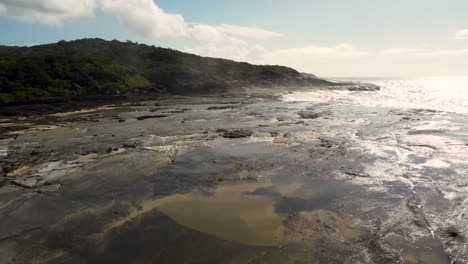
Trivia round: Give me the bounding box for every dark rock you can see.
[408,129,445,135]
[167,110,185,113]
[76,150,97,155]
[0,176,7,186]
[136,115,168,120]
[447,226,464,240]
[344,171,370,178]
[208,176,224,186]
[106,147,113,154]
[11,177,42,189]
[298,111,321,119]
[217,129,253,138]
[122,143,138,149]
[346,83,381,91]
[207,106,236,110]
[270,132,280,137]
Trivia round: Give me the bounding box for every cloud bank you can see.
[454,29,468,40]
[100,0,187,38]
[0,0,96,25]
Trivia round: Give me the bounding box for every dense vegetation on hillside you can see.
[0,38,328,102]
[0,56,149,102]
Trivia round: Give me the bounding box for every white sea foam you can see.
[0,146,7,157]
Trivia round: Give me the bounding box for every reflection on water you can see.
[108,183,285,246]
[283,77,468,114]
[288,209,367,244]
[156,183,285,246]
[386,235,451,264]
[105,178,365,249]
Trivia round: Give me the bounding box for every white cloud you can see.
[428,49,468,56]
[0,0,282,41]
[380,47,468,57]
[265,43,368,59]
[0,0,96,25]
[184,24,267,62]
[454,29,468,40]
[99,0,188,38]
[185,40,266,63]
[99,1,282,41]
[188,24,226,42]
[97,1,281,62]
[381,48,425,55]
[258,43,370,76]
[215,24,283,39]
[0,0,283,62]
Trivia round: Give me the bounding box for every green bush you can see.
[0,55,150,102]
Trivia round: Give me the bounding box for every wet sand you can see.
[0,90,466,263]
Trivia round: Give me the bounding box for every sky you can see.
[0,0,467,77]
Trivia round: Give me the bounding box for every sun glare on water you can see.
[283,77,468,114]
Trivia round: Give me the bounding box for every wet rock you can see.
[2,163,21,176]
[446,227,464,241]
[247,112,262,117]
[207,105,236,110]
[11,176,45,189]
[0,176,7,186]
[36,183,61,193]
[346,83,381,91]
[136,115,168,120]
[270,132,280,137]
[75,150,97,156]
[122,143,138,149]
[167,110,185,114]
[29,150,40,156]
[408,129,445,135]
[208,176,224,186]
[217,129,253,138]
[298,111,321,119]
[344,171,370,178]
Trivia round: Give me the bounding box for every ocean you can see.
[283,77,468,114]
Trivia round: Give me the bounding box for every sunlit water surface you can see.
[283,77,468,114]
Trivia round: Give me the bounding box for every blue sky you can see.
[1,0,467,77]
